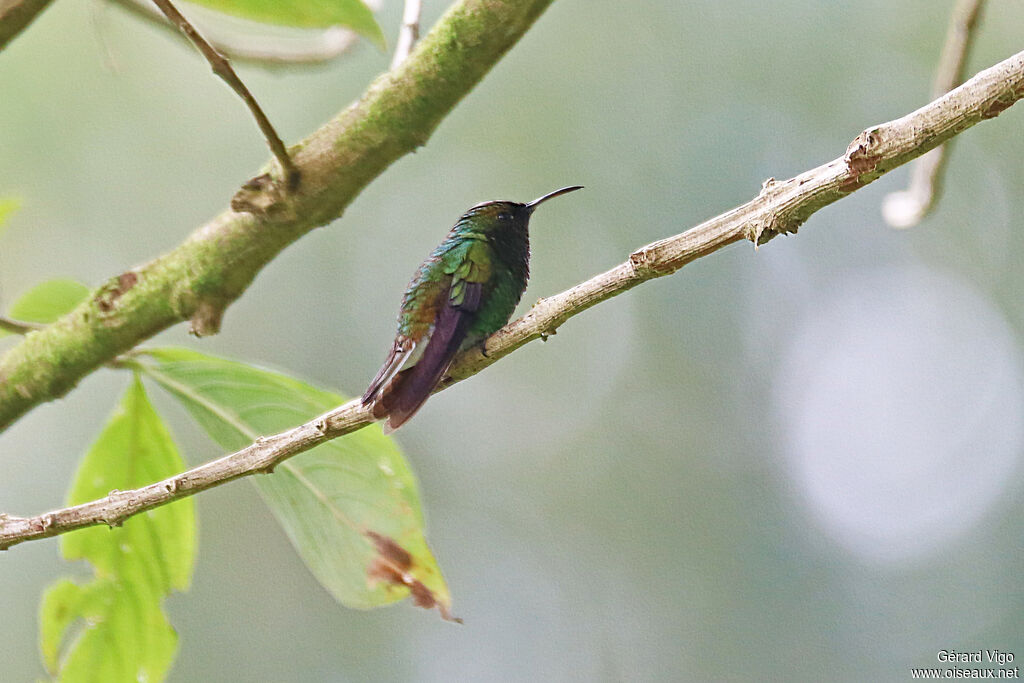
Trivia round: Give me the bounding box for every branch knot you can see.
[231,174,294,216]
[842,127,885,192]
[628,248,660,278]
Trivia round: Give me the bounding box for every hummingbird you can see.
[362,185,584,432]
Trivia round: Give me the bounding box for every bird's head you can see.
[455,186,583,236]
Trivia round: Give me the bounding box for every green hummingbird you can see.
[362,185,584,432]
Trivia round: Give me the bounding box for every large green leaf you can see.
[0,279,89,338]
[40,377,196,682]
[181,0,385,48]
[136,347,453,618]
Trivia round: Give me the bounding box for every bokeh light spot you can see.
[775,265,1024,563]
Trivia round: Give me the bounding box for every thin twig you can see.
[0,316,43,335]
[2,48,1024,551]
[111,0,362,66]
[149,0,301,189]
[882,0,986,228]
[0,0,54,51]
[0,311,140,363]
[0,313,139,366]
[391,0,422,69]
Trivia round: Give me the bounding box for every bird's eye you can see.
[497,212,512,221]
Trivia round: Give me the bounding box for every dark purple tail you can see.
[372,302,472,431]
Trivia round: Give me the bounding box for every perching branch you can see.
[2,48,1023,551]
[149,0,300,188]
[882,0,986,228]
[391,0,422,69]
[0,0,558,432]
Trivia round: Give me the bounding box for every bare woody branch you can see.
[2,48,1023,552]
[149,0,301,188]
[0,0,558,432]
[882,0,986,228]
[391,0,422,69]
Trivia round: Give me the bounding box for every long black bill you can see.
[525,185,584,212]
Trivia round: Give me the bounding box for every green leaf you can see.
[9,279,89,323]
[181,0,385,49]
[0,279,89,339]
[136,347,453,618]
[39,378,196,682]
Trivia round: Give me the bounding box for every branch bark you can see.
[0,0,557,432]
[3,48,1023,551]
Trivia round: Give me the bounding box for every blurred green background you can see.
[2,0,1023,680]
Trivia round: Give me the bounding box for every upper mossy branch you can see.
[0,0,557,432]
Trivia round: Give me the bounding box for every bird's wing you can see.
[372,240,491,432]
[361,273,446,406]
[446,239,491,312]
